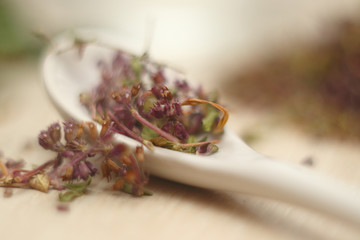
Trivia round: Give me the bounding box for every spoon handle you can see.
[200,155,360,226]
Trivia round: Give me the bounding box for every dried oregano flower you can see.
[80,47,229,155]
[0,120,150,201]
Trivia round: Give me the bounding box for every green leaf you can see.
[64,176,91,192]
[187,135,197,143]
[59,191,84,202]
[143,95,157,112]
[173,144,197,154]
[150,137,174,148]
[143,189,154,196]
[200,143,219,155]
[141,126,159,140]
[198,136,208,142]
[121,182,153,196]
[58,176,92,202]
[121,182,133,195]
[202,107,219,132]
[151,136,198,153]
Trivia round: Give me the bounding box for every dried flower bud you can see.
[62,150,75,158]
[135,146,144,162]
[108,144,126,158]
[131,83,141,97]
[48,122,61,143]
[121,155,132,165]
[111,91,121,102]
[100,120,111,137]
[63,166,74,180]
[76,123,84,139]
[172,102,182,116]
[174,122,188,140]
[38,130,54,150]
[175,79,190,92]
[161,122,172,133]
[64,120,77,142]
[72,164,80,180]
[29,174,50,193]
[85,161,97,176]
[152,71,165,84]
[79,161,91,180]
[106,159,121,172]
[101,161,110,180]
[196,143,219,155]
[151,85,172,100]
[150,101,167,118]
[86,122,98,140]
[161,88,173,100]
[151,85,162,99]
[125,170,136,183]
[112,178,124,191]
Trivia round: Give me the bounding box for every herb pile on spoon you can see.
[80,48,228,155]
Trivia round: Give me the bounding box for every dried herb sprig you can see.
[80,47,229,154]
[0,120,150,201]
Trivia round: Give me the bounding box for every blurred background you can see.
[1,0,360,151]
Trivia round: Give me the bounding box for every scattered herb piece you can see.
[59,189,84,202]
[3,188,12,198]
[0,120,149,202]
[59,176,91,202]
[56,204,70,212]
[29,174,50,193]
[301,157,315,167]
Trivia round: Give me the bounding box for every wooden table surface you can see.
[1,59,360,240]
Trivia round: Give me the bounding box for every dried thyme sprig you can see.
[79,46,229,154]
[0,120,150,200]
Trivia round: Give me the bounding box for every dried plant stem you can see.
[108,112,145,144]
[0,182,31,189]
[181,98,229,134]
[15,159,55,182]
[57,152,87,176]
[130,108,180,143]
[176,139,220,148]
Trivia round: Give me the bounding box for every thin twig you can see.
[130,108,180,143]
